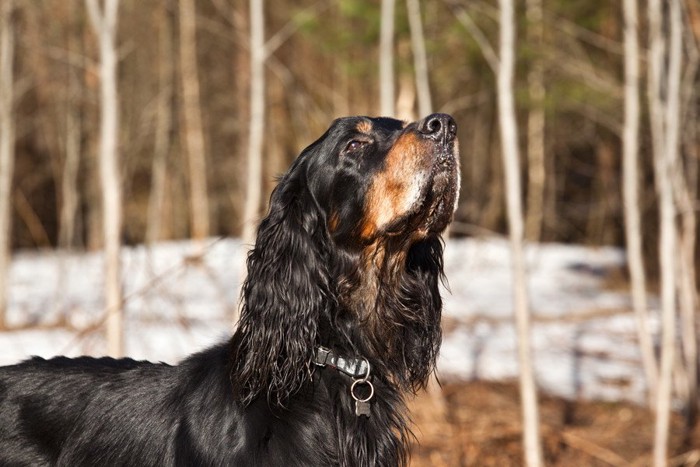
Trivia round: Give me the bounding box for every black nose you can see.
[418,113,457,143]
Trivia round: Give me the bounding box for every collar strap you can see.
[313,346,370,379]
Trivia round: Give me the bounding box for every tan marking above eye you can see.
[356,120,373,134]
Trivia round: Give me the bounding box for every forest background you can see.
[3,0,696,252]
[0,0,699,465]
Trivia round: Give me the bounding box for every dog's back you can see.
[0,345,234,466]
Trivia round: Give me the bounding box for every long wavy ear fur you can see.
[232,166,330,407]
[402,235,444,387]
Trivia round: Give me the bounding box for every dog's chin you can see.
[409,152,458,235]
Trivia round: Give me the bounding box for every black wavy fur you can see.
[0,114,459,466]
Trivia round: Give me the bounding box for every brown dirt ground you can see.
[408,380,700,466]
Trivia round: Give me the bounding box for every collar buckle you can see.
[312,346,370,379]
[314,346,332,367]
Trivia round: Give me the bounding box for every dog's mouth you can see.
[380,139,460,238]
[414,140,460,234]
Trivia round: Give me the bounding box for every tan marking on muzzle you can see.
[361,132,429,239]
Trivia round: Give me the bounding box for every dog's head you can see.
[233,114,460,406]
[292,113,459,247]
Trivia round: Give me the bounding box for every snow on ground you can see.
[0,237,654,405]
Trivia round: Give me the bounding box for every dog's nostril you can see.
[419,113,457,142]
[427,117,442,134]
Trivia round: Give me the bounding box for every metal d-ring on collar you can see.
[313,347,375,418]
[350,358,374,417]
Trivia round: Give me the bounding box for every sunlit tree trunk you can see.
[379,0,395,116]
[0,0,14,329]
[179,0,210,243]
[241,0,265,249]
[454,3,543,463]
[86,0,123,357]
[622,0,657,409]
[648,0,683,464]
[406,0,431,118]
[498,0,543,464]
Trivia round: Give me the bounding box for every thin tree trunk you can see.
[0,0,14,329]
[86,0,123,358]
[147,1,174,245]
[59,5,83,251]
[406,0,432,118]
[677,72,698,425]
[179,0,210,243]
[241,0,264,249]
[59,94,81,250]
[498,0,543,464]
[525,0,545,242]
[379,0,396,116]
[677,21,700,427]
[622,0,657,409]
[649,0,683,464]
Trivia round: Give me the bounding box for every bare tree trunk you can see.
[147,1,174,245]
[524,0,545,242]
[498,0,543,464]
[677,65,699,426]
[648,0,683,464]
[406,0,432,117]
[179,0,210,243]
[0,0,14,329]
[622,0,657,409]
[59,87,81,250]
[58,3,83,249]
[677,16,700,427]
[241,0,265,249]
[86,0,123,358]
[379,0,396,116]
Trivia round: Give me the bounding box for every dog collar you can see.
[313,346,374,417]
[312,346,369,379]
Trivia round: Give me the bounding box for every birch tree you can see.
[86,0,123,357]
[453,3,543,463]
[179,0,210,242]
[241,0,265,248]
[497,0,543,463]
[406,0,432,117]
[622,0,657,408]
[379,0,396,116]
[0,0,14,329]
[647,0,683,464]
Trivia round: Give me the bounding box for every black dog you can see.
[0,114,459,466]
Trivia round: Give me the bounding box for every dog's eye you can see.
[345,140,367,154]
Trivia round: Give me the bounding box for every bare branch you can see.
[406,0,432,117]
[264,1,330,59]
[450,4,499,74]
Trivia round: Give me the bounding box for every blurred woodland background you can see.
[0,0,695,252]
[0,0,700,465]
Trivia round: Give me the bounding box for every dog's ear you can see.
[232,161,330,407]
[400,236,445,389]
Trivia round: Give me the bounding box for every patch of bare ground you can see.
[409,380,700,466]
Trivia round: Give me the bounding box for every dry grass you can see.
[409,380,700,466]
